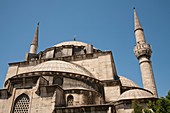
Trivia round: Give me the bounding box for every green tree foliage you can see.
[166,91,170,100]
[143,109,152,113]
[146,90,170,113]
[132,100,143,113]
[132,90,170,113]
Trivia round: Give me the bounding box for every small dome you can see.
[33,60,93,77]
[119,76,139,87]
[118,89,154,101]
[54,41,88,47]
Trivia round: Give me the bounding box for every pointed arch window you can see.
[87,92,94,104]
[67,95,74,106]
[12,94,30,113]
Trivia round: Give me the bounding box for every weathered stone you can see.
[0,9,157,113]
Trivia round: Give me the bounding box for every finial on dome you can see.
[74,35,76,41]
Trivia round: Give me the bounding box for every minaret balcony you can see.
[134,43,152,59]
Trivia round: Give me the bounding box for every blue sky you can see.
[0,0,170,97]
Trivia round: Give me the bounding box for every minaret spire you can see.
[134,8,143,31]
[133,9,158,97]
[134,8,146,43]
[29,22,39,54]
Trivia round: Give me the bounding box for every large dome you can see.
[54,41,88,47]
[33,60,93,77]
[119,76,139,88]
[118,89,154,101]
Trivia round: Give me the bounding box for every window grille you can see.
[87,95,93,104]
[87,92,94,104]
[13,94,30,113]
[67,95,73,106]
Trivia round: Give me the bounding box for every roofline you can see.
[8,51,113,66]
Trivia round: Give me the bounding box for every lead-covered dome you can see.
[54,41,88,47]
[118,89,154,101]
[33,60,93,77]
[119,76,139,88]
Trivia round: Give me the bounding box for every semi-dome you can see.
[33,60,93,77]
[119,76,139,88]
[118,89,154,101]
[54,41,88,47]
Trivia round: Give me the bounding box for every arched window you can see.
[12,94,30,113]
[67,95,74,106]
[87,92,94,105]
[53,77,63,86]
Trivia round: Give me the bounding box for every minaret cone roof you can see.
[31,22,39,45]
[134,8,143,31]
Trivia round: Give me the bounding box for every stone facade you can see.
[0,9,157,113]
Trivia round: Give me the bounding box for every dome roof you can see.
[118,89,154,101]
[119,76,139,87]
[64,87,95,91]
[33,60,93,77]
[54,41,88,47]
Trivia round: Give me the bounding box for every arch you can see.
[67,95,74,106]
[12,93,30,113]
[53,77,63,86]
[87,92,94,105]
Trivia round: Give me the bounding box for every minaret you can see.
[133,8,158,97]
[29,22,39,54]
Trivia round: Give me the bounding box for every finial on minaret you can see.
[29,22,39,54]
[74,35,76,41]
[37,21,40,26]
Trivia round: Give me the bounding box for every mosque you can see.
[0,9,157,113]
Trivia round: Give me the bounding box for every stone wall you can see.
[104,85,121,102]
[72,53,116,81]
[0,84,65,113]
